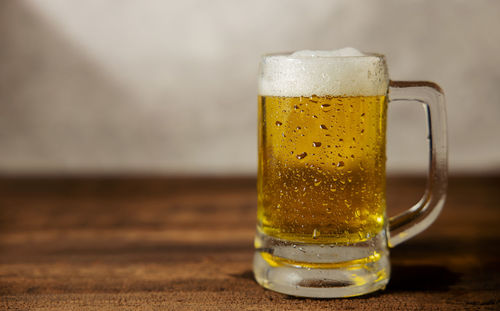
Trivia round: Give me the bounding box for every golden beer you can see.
[257,94,387,244]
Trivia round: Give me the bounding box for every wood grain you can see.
[0,176,498,310]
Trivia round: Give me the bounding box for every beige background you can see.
[1,0,499,175]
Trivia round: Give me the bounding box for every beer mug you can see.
[253,48,447,298]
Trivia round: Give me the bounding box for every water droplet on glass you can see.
[275,121,282,126]
[337,161,345,167]
[312,142,322,147]
[321,104,331,108]
[314,180,322,186]
[296,152,307,160]
[320,124,328,130]
[345,200,352,208]
[312,228,320,239]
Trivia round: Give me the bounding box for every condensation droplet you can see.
[296,152,307,160]
[321,104,331,108]
[312,228,320,239]
[275,121,282,126]
[320,124,328,130]
[337,161,345,167]
[312,142,322,147]
[345,200,352,208]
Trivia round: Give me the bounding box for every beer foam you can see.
[259,48,389,97]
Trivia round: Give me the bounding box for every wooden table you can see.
[0,176,498,310]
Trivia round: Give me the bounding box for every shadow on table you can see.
[387,264,461,292]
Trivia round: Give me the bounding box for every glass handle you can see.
[387,81,448,247]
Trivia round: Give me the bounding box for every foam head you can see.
[259,48,389,97]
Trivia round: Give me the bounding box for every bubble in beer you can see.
[296,152,307,160]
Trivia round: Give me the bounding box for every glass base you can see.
[253,229,390,298]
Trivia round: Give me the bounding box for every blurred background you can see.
[1,0,499,176]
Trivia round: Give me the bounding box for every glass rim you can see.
[261,51,386,61]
